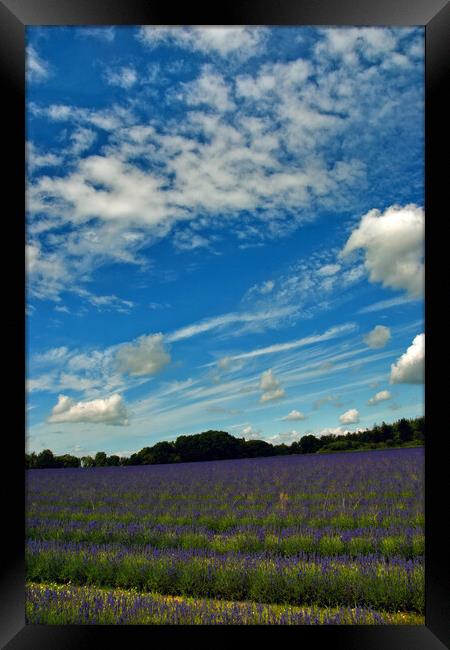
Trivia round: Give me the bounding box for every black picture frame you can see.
[2,1,448,647]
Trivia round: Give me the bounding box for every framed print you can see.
[1,0,449,647]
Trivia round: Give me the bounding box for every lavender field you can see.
[25,447,424,625]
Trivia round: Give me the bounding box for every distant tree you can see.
[396,418,414,443]
[35,449,56,469]
[412,416,425,442]
[94,452,108,467]
[151,441,176,464]
[25,452,38,469]
[56,454,80,468]
[134,447,155,465]
[273,444,290,456]
[299,434,322,454]
[242,439,273,457]
[380,422,393,442]
[24,416,424,469]
[127,453,142,466]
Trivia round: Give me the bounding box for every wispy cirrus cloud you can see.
[166,306,298,343]
[27,44,51,82]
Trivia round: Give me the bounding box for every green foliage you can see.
[26,417,424,468]
[94,452,108,467]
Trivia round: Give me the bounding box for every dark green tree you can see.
[151,441,176,464]
[299,434,322,454]
[56,454,80,468]
[396,418,414,443]
[36,449,56,469]
[242,439,273,457]
[94,452,108,467]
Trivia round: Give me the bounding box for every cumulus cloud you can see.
[48,393,129,425]
[137,26,266,58]
[27,29,423,305]
[339,408,360,424]
[341,204,424,297]
[33,347,70,364]
[105,66,138,89]
[363,325,391,349]
[241,425,261,440]
[26,142,61,173]
[281,409,306,421]
[390,333,424,384]
[116,333,171,377]
[368,389,392,405]
[268,430,302,445]
[26,373,57,393]
[70,128,97,156]
[259,369,285,403]
[182,66,235,112]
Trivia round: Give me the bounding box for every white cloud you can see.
[70,128,97,156]
[390,333,424,384]
[33,347,70,364]
[339,408,360,424]
[173,230,211,251]
[316,27,397,66]
[212,323,357,364]
[281,409,306,421]
[363,325,391,349]
[315,426,346,436]
[341,204,424,297]
[48,393,129,425]
[26,142,61,173]
[26,373,57,393]
[357,295,418,314]
[318,263,341,277]
[76,289,134,313]
[312,395,335,410]
[268,430,302,445]
[105,66,138,89]
[259,369,285,403]
[27,45,51,82]
[167,307,297,343]
[182,66,235,112]
[137,26,266,58]
[368,389,392,405]
[116,333,171,377]
[26,242,69,301]
[78,27,115,42]
[241,424,260,440]
[27,30,422,306]
[247,279,275,296]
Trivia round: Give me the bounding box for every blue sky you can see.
[25,26,425,457]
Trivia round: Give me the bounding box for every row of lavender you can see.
[26,448,425,621]
[26,583,422,625]
[26,519,424,558]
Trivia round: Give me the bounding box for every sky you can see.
[25,26,425,458]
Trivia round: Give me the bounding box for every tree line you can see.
[25,416,424,469]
